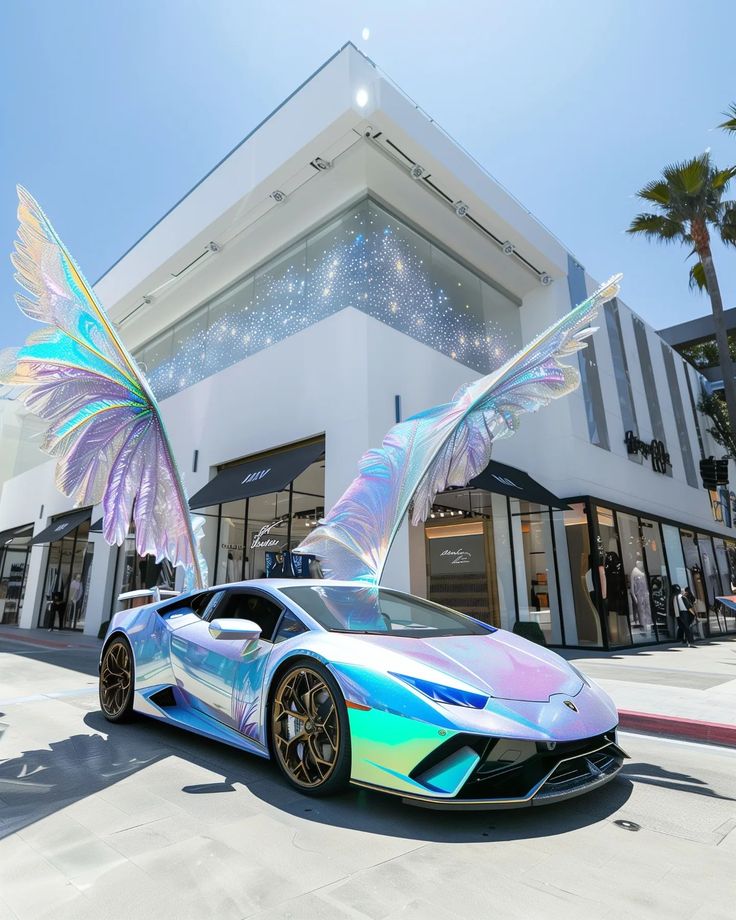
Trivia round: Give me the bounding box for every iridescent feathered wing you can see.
[0,187,207,589]
[296,275,621,583]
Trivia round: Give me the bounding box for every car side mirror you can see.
[208,618,262,642]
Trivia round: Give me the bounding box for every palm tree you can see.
[720,103,736,134]
[628,153,736,436]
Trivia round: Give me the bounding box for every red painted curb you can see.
[619,709,736,748]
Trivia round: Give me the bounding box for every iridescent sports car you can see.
[99,580,625,808]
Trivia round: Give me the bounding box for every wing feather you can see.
[2,187,206,589]
[296,275,620,583]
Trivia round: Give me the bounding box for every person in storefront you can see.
[673,585,696,647]
[48,589,65,631]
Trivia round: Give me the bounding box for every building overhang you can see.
[94,43,570,352]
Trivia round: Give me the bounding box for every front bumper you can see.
[352,730,626,810]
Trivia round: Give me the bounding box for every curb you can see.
[619,709,736,748]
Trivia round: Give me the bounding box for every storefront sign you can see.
[241,467,271,485]
[429,534,485,575]
[624,431,671,474]
[251,517,286,549]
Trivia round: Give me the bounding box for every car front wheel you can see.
[99,636,135,722]
[270,661,350,796]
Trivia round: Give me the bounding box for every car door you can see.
[169,588,284,746]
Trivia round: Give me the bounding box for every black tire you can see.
[99,635,135,723]
[270,660,351,796]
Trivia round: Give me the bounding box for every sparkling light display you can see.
[138,200,522,400]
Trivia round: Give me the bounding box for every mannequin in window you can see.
[68,574,83,629]
[604,545,626,616]
[584,554,607,609]
[630,558,652,631]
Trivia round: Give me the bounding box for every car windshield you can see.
[279,586,493,637]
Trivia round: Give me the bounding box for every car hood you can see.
[353,630,582,703]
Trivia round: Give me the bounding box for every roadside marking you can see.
[619,730,736,754]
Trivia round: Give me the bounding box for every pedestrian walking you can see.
[673,584,696,647]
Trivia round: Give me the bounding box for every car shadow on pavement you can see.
[622,761,735,801]
[3,708,728,845]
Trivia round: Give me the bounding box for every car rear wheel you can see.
[270,661,350,796]
[99,636,135,722]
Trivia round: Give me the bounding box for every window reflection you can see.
[563,502,604,647]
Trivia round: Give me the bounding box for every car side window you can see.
[214,591,283,642]
[273,609,309,644]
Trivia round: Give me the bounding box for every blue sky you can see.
[1,0,735,351]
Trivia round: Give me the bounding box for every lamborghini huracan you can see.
[99,580,625,808]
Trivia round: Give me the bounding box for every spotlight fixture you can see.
[363,124,378,138]
[410,164,427,181]
[207,241,221,253]
[540,273,553,286]
[270,189,287,203]
[453,200,469,219]
[142,295,153,305]
[502,241,515,256]
[310,157,332,172]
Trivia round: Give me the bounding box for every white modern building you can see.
[1,43,734,648]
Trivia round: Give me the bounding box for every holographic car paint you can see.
[102,579,621,806]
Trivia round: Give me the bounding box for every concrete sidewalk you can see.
[562,636,736,746]
[0,626,103,652]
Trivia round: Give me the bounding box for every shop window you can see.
[563,502,604,647]
[697,533,725,635]
[509,500,562,645]
[680,530,708,637]
[424,489,499,626]
[641,518,674,640]
[39,518,94,631]
[0,526,32,626]
[594,507,632,647]
[615,512,656,644]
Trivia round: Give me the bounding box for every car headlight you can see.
[567,663,590,687]
[390,672,489,709]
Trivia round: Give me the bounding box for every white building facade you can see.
[1,43,734,648]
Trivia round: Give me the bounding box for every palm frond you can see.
[720,201,736,247]
[627,212,687,243]
[662,154,710,198]
[688,260,707,292]
[719,103,736,134]
[636,180,670,206]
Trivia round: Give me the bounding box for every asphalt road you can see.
[0,636,735,920]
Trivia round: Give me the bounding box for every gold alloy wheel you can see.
[272,667,340,788]
[100,640,132,718]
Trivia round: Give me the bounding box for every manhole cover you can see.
[614,819,641,832]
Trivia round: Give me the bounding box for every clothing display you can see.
[629,561,652,631]
[604,551,626,615]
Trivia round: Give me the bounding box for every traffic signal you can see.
[715,457,729,486]
[700,457,717,490]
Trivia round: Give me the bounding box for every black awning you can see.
[30,508,92,545]
[468,460,570,510]
[90,517,103,533]
[0,523,34,547]
[189,441,325,510]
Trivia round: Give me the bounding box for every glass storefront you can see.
[0,524,33,626]
[424,487,736,649]
[38,515,94,631]
[203,448,325,588]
